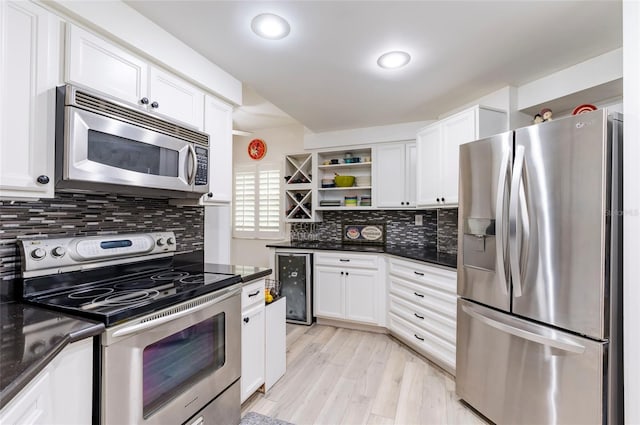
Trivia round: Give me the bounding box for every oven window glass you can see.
[142,313,225,418]
[87,130,179,177]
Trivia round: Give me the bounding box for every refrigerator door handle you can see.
[461,303,586,354]
[509,145,525,297]
[495,150,510,295]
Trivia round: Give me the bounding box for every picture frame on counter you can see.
[342,223,386,245]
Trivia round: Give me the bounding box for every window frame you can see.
[232,162,284,240]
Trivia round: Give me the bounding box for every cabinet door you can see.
[148,66,204,130]
[374,143,407,208]
[344,268,379,324]
[314,266,345,319]
[0,1,59,199]
[203,95,232,203]
[241,305,265,403]
[0,371,52,425]
[405,143,417,207]
[416,125,442,206]
[66,24,148,107]
[440,109,476,205]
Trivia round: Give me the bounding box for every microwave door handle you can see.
[187,144,197,185]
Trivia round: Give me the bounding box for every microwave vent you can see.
[73,90,209,147]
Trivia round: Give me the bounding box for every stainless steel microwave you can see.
[55,85,209,199]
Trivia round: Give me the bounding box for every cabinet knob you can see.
[140,97,149,105]
[436,198,440,202]
[151,101,159,109]
[345,272,349,276]
[243,317,249,323]
[401,202,405,205]
[207,192,213,198]
[441,197,445,202]
[37,175,49,184]
[341,271,344,275]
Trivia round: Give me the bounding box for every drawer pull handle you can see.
[414,292,424,298]
[414,313,424,320]
[414,334,424,341]
[339,259,350,262]
[248,290,260,297]
[414,271,424,276]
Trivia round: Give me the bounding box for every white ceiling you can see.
[125,1,622,133]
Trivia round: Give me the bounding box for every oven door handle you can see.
[111,287,240,338]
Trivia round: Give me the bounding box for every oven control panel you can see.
[20,232,176,276]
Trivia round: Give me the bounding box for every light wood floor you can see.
[241,324,489,425]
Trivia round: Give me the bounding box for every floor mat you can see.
[240,412,295,425]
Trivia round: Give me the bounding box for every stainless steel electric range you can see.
[18,232,242,425]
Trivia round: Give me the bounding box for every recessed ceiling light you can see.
[377,51,411,69]
[251,13,290,40]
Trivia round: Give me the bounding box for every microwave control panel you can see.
[195,146,209,186]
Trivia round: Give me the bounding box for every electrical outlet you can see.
[415,214,423,226]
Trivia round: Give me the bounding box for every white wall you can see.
[231,124,305,267]
[623,2,639,424]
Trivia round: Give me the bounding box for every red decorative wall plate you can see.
[248,139,267,160]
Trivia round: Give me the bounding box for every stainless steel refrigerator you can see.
[456,109,623,424]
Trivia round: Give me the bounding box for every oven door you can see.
[64,106,197,193]
[102,289,241,425]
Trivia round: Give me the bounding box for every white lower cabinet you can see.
[241,279,265,403]
[264,296,286,391]
[314,252,383,326]
[387,257,457,374]
[0,338,93,424]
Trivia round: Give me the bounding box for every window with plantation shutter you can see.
[233,163,282,239]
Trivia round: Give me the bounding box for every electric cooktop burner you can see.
[21,262,242,326]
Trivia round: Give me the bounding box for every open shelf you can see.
[316,148,372,210]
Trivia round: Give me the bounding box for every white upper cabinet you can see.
[374,141,416,208]
[203,94,233,203]
[66,24,148,108]
[148,66,204,130]
[416,105,507,208]
[0,1,61,199]
[66,24,205,130]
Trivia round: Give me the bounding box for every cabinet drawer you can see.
[388,312,455,373]
[389,276,456,321]
[242,279,265,310]
[389,294,456,345]
[314,252,378,269]
[388,258,456,295]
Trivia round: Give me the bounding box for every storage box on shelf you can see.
[315,148,373,210]
[386,257,457,374]
[284,153,318,222]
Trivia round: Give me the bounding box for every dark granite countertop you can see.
[200,263,272,283]
[266,241,457,269]
[173,250,272,282]
[0,301,104,409]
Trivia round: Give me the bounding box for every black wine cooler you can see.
[275,252,313,325]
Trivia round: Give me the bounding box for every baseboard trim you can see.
[315,317,388,334]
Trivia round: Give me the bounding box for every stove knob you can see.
[157,238,166,246]
[51,246,66,257]
[31,248,46,260]
[166,237,175,246]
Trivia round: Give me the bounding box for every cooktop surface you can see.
[20,258,242,326]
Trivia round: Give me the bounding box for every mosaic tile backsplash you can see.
[291,208,458,254]
[0,193,204,286]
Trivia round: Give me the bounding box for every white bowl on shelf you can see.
[355,176,371,186]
